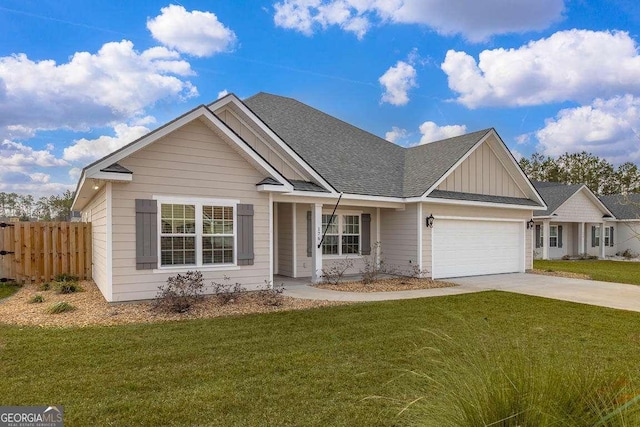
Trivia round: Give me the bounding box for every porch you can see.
[533,220,616,260]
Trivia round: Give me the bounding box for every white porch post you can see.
[599,222,606,259]
[375,207,381,269]
[292,203,297,278]
[311,203,323,283]
[578,222,585,255]
[542,219,550,260]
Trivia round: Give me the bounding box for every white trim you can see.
[425,196,545,210]
[417,203,423,275]
[257,184,290,193]
[71,175,86,210]
[152,266,241,274]
[273,197,278,276]
[319,211,362,256]
[209,95,337,194]
[523,221,527,270]
[86,171,132,182]
[292,203,297,278]
[154,196,239,270]
[375,207,381,269]
[549,225,559,247]
[105,182,113,302]
[435,215,525,222]
[269,193,274,288]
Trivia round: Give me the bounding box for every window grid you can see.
[321,214,360,256]
[160,204,197,266]
[604,226,611,247]
[321,214,339,255]
[342,215,360,254]
[549,225,558,248]
[594,225,600,247]
[203,206,234,265]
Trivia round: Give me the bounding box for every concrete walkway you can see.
[279,273,640,312]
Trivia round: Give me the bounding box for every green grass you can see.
[2,292,640,426]
[0,282,20,299]
[534,259,640,285]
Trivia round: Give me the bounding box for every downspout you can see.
[318,192,343,248]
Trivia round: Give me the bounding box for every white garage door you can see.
[432,219,524,279]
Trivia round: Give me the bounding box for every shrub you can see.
[212,277,245,305]
[321,259,354,285]
[256,281,285,307]
[562,254,572,260]
[54,281,82,294]
[622,249,638,259]
[360,242,395,284]
[46,301,76,314]
[29,294,45,303]
[154,271,204,313]
[39,283,51,291]
[54,273,79,282]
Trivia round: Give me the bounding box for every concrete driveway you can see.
[450,273,640,313]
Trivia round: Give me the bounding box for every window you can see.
[537,226,544,248]
[549,225,558,247]
[321,213,360,256]
[159,200,235,267]
[604,226,611,247]
[594,225,600,247]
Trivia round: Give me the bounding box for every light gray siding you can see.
[616,222,640,255]
[380,204,419,275]
[554,190,606,222]
[82,186,108,299]
[277,203,294,277]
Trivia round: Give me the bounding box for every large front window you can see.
[160,200,235,267]
[321,214,360,256]
[549,225,558,247]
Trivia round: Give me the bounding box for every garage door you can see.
[432,219,524,279]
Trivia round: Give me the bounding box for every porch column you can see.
[311,203,323,283]
[578,222,585,255]
[542,219,550,260]
[599,222,606,259]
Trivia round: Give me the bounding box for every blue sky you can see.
[1,0,640,197]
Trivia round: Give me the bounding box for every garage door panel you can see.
[433,219,523,278]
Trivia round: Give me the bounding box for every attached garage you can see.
[432,219,525,279]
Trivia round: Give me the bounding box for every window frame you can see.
[538,226,544,248]
[594,225,601,247]
[549,225,558,248]
[155,196,239,271]
[604,226,611,247]
[321,210,362,258]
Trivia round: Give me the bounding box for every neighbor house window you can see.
[594,225,600,247]
[604,226,611,247]
[549,225,558,248]
[160,200,235,267]
[538,226,544,248]
[321,213,360,256]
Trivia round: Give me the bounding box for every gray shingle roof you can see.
[290,180,330,192]
[256,177,282,186]
[531,181,584,217]
[243,93,503,199]
[429,190,540,206]
[600,194,640,220]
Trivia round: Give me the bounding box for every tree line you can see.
[0,190,75,221]
[518,151,640,196]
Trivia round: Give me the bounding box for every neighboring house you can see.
[71,92,546,302]
[532,181,640,259]
[600,194,640,256]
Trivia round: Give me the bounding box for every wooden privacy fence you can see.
[0,222,92,284]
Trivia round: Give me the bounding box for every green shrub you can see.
[397,330,640,427]
[46,301,76,314]
[39,283,51,291]
[53,281,82,294]
[54,273,79,282]
[28,294,44,304]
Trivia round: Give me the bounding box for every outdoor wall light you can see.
[527,219,535,229]
[426,214,435,228]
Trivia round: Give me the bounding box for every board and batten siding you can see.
[110,118,271,302]
[423,203,534,272]
[293,203,378,277]
[277,203,294,277]
[437,142,526,198]
[380,204,418,275]
[216,108,307,182]
[82,186,108,298]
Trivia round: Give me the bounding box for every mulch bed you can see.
[529,269,592,280]
[314,277,457,292]
[0,281,347,328]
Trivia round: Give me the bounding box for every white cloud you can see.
[0,40,196,133]
[442,29,640,108]
[418,121,467,144]
[69,167,82,180]
[0,139,67,167]
[535,95,640,164]
[515,134,531,145]
[217,89,229,99]
[273,0,564,41]
[510,149,524,161]
[379,60,416,106]
[384,126,408,143]
[63,123,151,163]
[147,5,237,57]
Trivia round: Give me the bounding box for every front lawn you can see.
[534,259,640,285]
[2,292,640,426]
[0,282,19,299]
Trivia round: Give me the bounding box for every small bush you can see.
[212,277,245,305]
[54,273,79,282]
[321,259,354,285]
[54,281,82,294]
[562,254,572,260]
[154,271,204,313]
[361,242,394,284]
[39,283,51,291]
[622,249,638,259]
[46,301,76,314]
[256,281,285,307]
[29,294,45,304]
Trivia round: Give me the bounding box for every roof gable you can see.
[533,181,613,219]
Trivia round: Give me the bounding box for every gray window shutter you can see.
[307,211,312,257]
[535,225,541,248]
[558,225,563,248]
[136,199,158,270]
[610,226,614,246]
[591,226,596,247]
[237,204,254,266]
[361,214,371,255]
